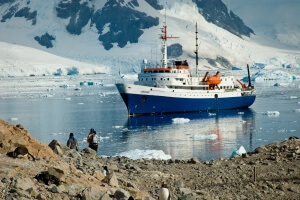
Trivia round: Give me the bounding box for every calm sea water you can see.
[0,75,299,161]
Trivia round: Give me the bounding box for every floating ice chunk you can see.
[208,113,216,116]
[230,146,246,158]
[294,109,300,113]
[99,136,110,141]
[63,98,71,101]
[80,81,88,86]
[77,103,84,105]
[262,111,280,116]
[60,84,76,88]
[193,134,218,140]
[117,149,171,160]
[172,118,190,124]
[290,96,298,99]
[113,126,123,129]
[47,88,54,91]
[10,118,18,121]
[238,112,244,115]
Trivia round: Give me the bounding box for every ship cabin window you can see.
[146,78,148,81]
[161,78,163,80]
[141,78,143,81]
[167,78,169,80]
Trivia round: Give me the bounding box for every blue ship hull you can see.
[120,93,256,116]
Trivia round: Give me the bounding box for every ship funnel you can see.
[247,64,252,88]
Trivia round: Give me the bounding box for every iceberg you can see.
[172,118,190,124]
[230,146,246,158]
[117,149,171,160]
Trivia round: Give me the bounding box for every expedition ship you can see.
[116,23,255,116]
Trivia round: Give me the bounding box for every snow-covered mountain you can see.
[0,0,299,76]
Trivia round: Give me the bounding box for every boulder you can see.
[103,172,119,187]
[81,147,97,155]
[48,140,64,155]
[82,186,104,200]
[15,177,37,191]
[0,119,57,160]
[48,167,66,182]
[114,189,130,200]
[188,157,200,164]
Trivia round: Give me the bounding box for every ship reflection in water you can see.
[122,109,255,161]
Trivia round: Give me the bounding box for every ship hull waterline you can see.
[117,89,256,116]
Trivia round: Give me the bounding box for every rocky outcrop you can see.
[34,33,55,48]
[193,0,254,37]
[1,119,300,199]
[0,119,57,160]
[56,0,159,50]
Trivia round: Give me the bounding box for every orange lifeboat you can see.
[207,71,221,85]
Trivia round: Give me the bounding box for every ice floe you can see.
[262,111,280,116]
[172,118,190,124]
[10,118,18,121]
[244,70,300,82]
[117,149,171,160]
[193,134,218,140]
[294,109,300,113]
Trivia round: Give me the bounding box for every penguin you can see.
[12,146,35,161]
[158,183,170,200]
[102,165,110,176]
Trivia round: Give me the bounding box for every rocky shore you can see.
[1,119,300,200]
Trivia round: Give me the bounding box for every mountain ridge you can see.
[0,0,299,75]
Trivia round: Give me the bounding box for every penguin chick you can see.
[158,184,170,200]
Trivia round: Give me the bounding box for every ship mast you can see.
[195,23,199,77]
[160,10,179,68]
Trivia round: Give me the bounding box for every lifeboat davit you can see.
[207,71,221,85]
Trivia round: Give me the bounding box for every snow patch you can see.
[117,149,172,160]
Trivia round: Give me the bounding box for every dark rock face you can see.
[0,0,14,6]
[1,4,19,22]
[34,33,55,48]
[56,0,93,35]
[0,2,37,25]
[91,0,159,50]
[206,56,232,69]
[145,0,163,10]
[167,43,183,58]
[55,0,159,50]
[193,0,254,37]
[14,7,37,25]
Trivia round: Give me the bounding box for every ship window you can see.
[167,78,169,80]
[141,78,143,81]
[146,78,148,81]
[161,78,163,80]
